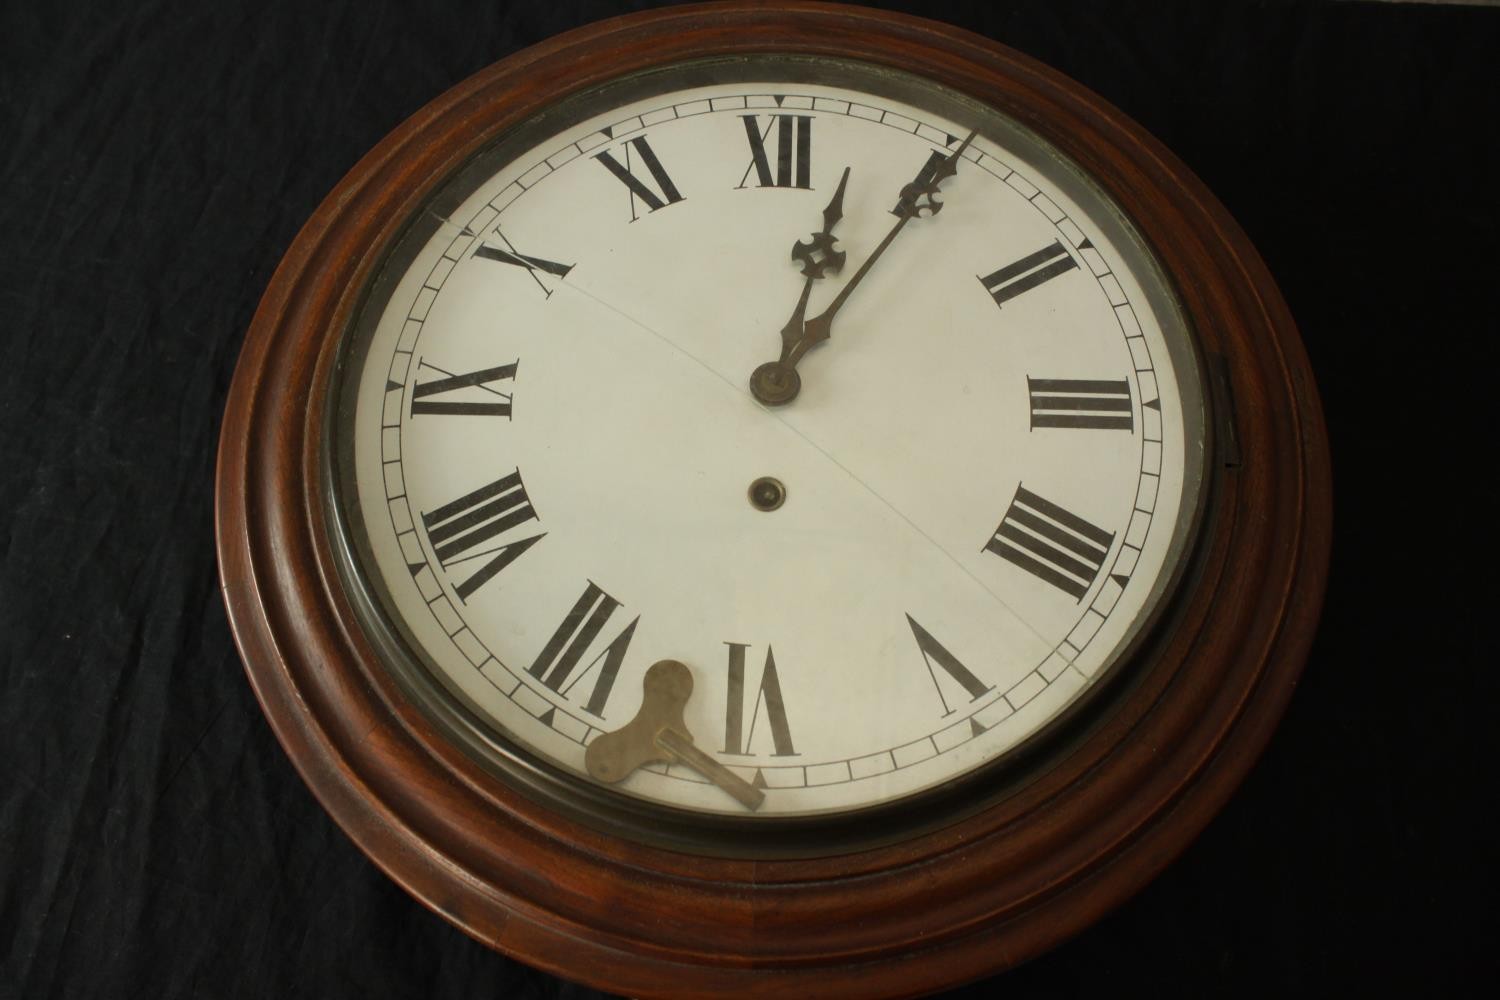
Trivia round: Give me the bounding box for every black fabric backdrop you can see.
[2,1,1492,996]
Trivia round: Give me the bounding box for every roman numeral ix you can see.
[985,485,1115,601]
[410,360,516,418]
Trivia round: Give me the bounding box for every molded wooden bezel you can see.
[215,4,1331,996]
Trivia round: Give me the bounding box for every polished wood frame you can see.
[216,4,1331,996]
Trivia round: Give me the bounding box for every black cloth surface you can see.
[2,1,1492,996]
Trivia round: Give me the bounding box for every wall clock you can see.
[216,3,1330,996]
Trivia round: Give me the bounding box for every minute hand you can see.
[796,130,975,350]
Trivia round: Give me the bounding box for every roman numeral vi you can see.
[529,581,637,717]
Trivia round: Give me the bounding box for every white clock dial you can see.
[337,60,1205,819]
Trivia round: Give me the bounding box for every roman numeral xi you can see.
[594,135,684,220]
[985,485,1115,601]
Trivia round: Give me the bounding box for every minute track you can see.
[360,76,1190,815]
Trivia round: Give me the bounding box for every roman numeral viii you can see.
[738,114,812,189]
[529,582,638,718]
[979,240,1078,308]
[410,360,516,418]
[594,136,684,220]
[421,470,543,601]
[1027,377,1133,431]
[985,485,1115,601]
[722,643,796,756]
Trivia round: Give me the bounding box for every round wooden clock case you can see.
[216,4,1330,996]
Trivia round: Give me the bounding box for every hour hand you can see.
[585,659,764,810]
[750,168,851,406]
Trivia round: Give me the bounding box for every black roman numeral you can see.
[985,486,1114,601]
[892,148,948,216]
[529,582,637,717]
[594,136,685,220]
[722,643,796,756]
[472,229,573,297]
[906,615,992,715]
[410,360,516,418]
[979,240,1079,308]
[1027,377,1133,431]
[422,470,543,601]
[738,114,812,189]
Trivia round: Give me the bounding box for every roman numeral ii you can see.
[979,240,1078,308]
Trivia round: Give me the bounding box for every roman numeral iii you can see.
[979,240,1078,308]
[422,470,543,601]
[529,581,638,717]
[985,485,1114,601]
[1027,377,1133,431]
[594,136,685,220]
[738,114,812,189]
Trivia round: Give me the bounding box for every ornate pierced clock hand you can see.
[750,167,851,406]
[751,132,976,406]
[585,659,764,811]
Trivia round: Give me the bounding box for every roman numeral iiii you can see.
[985,485,1114,601]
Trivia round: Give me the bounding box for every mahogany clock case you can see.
[3,1,1492,997]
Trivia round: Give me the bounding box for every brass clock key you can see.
[585,659,765,811]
